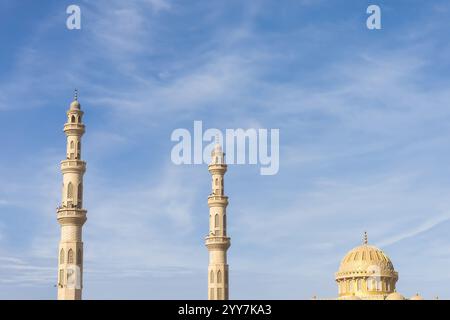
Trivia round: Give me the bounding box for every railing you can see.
[205,236,230,243]
[61,160,86,170]
[208,195,228,201]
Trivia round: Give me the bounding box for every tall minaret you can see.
[205,139,231,300]
[56,90,87,300]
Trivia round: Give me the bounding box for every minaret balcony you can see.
[64,123,85,135]
[61,160,86,173]
[208,164,227,174]
[208,195,228,206]
[205,236,231,250]
[57,207,87,225]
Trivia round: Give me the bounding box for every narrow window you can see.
[215,178,219,186]
[68,249,74,264]
[67,182,73,198]
[77,249,82,265]
[70,141,74,149]
[77,183,83,207]
[59,269,64,286]
[210,288,214,299]
[357,279,362,291]
[217,270,222,283]
[210,270,214,283]
[60,249,65,264]
[214,214,219,228]
[217,288,222,300]
[71,115,76,123]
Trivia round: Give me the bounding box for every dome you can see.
[335,233,399,300]
[410,293,424,300]
[336,233,397,279]
[336,244,396,276]
[70,100,80,110]
[386,292,405,300]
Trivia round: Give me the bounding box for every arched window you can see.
[210,270,214,283]
[77,141,81,152]
[77,116,81,123]
[357,279,362,291]
[60,249,65,264]
[70,141,74,149]
[68,249,74,264]
[77,249,82,265]
[223,214,226,231]
[59,269,64,286]
[77,183,83,206]
[67,182,73,198]
[71,115,76,123]
[214,214,219,228]
[377,279,382,291]
[217,270,222,283]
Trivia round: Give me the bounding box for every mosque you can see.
[332,232,424,300]
[54,94,426,300]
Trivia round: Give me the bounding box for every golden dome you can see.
[386,292,405,300]
[336,233,398,280]
[410,293,424,300]
[335,233,399,300]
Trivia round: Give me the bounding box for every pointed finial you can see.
[74,89,78,101]
[364,231,368,245]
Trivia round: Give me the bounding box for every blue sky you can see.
[1,0,450,299]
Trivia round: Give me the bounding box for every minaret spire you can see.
[206,141,230,300]
[56,93,87,300]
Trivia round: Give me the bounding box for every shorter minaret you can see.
[56,90,87,300]
[205,138,231,300]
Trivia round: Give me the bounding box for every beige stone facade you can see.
[56,93,87,300]
[206,142,230,300]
